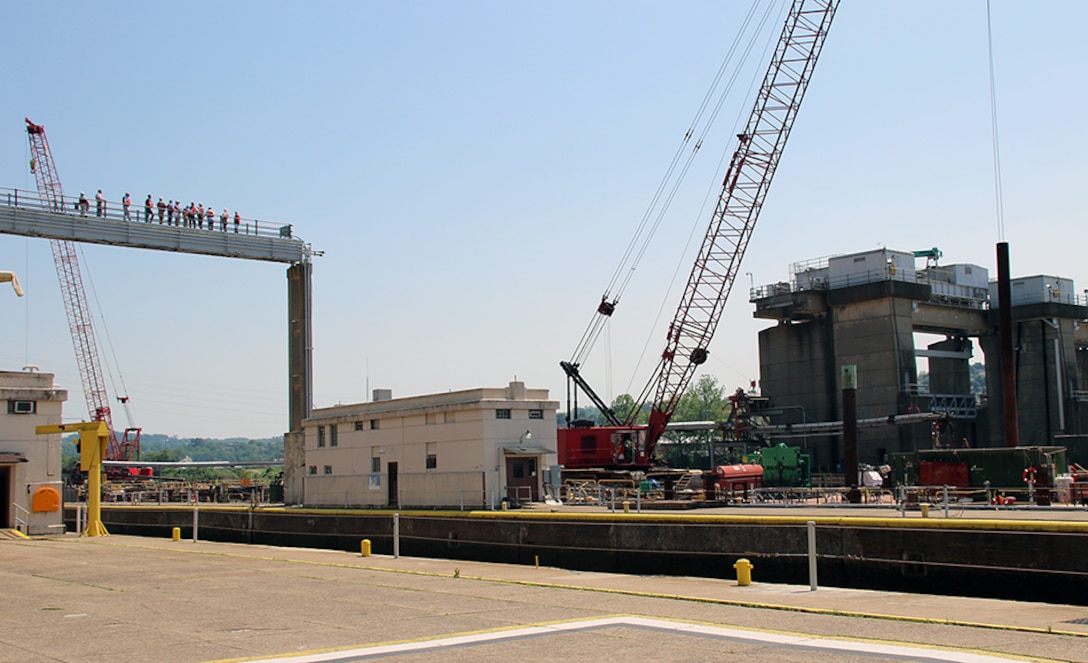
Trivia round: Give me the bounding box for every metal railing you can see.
[2,186,296,242]
[753,267,991,310]
[927,393,978,418]
[12,503,29,535]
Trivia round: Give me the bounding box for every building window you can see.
[371,456,381,473]
[496,409,511,419]
[323,465,333,475]
[317,426,325,448]
[529,409,543,420]
[308,465,317,475]
[426,454,437,469]
[7,400,36,414]
[354,421,365,431]
[370,419,380,430]
[330,425,338,447]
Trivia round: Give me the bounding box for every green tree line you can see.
[61,434,284,483]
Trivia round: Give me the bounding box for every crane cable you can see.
[571,0,766,368]
[78,244,136,430]
[623,0,789,413]
[985,0,1006,242]
[569,0,783,369]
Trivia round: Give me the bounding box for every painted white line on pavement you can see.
[236,615,1031,663]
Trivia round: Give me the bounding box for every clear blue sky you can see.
[1,1,1084,438]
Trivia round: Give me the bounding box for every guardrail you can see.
[12,503,29,534]
[752,268,991,310]
[1,186,296,242]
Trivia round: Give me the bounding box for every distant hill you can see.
[60,433,284,462]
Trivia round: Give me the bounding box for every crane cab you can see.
[558,425,650,470]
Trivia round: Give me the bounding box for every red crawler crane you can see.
[25,119,142,470]
[559,0,839,471]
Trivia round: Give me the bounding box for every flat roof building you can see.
[1,369,67,534]
[301,381,558,509]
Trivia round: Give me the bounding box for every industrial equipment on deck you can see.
[559,0,839,473]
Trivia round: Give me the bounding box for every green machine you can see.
[756,443,811,487]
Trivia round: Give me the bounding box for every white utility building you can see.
[1,369,67,534]
[301,381,558,509]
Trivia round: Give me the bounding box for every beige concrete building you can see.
[0,369,67,534]
[302,381,558,509]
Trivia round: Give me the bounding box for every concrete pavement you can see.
[1,533,1086,662]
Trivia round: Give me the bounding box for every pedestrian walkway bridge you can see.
[0,187,314,264]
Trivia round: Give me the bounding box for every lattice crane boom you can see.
[25,118,139,463]
[642,0,838,449]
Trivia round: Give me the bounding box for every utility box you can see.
[828,248,915,289]
[923,264,989,307]
[989,275,1076,307]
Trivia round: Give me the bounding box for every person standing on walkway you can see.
[122,193,131,221]
[95,189,105,218]
[166,200,174,226]
[220,208,228,231]
[144,195,153,222]
[157,197,167,224]
[197,203,205,229]
[234,211,240,233]
[206,206,215,229]
[77,192,89,216]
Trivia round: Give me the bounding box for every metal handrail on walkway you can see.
[12,503,29,535]
[1,186,315,264]
[2,186,295,242]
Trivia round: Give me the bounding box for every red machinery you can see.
[559,0,839,471]
[25,119,144,475]
[711,464,765,500]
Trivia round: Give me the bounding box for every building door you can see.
[0,466,10,528]
[387,462,398,507]
[505,456,538,502]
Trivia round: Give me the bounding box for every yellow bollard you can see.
[920,503,930,518]
[623,501,630,513]
[734,558,754,586]
[360,539,371,557]
[171,527,181,542]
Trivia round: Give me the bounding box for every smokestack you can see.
[996,242,1019,447]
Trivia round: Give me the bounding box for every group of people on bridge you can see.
[75,189,250,234]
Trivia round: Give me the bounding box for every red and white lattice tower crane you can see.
[25,118,141,465]
[559,0,838,470]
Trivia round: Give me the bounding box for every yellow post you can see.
[360,539,371,557]
[733,558,754,586]
[172,527,181,542]
[920,503,930,518]
[37,421,110,537]
[622,501,630,513]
